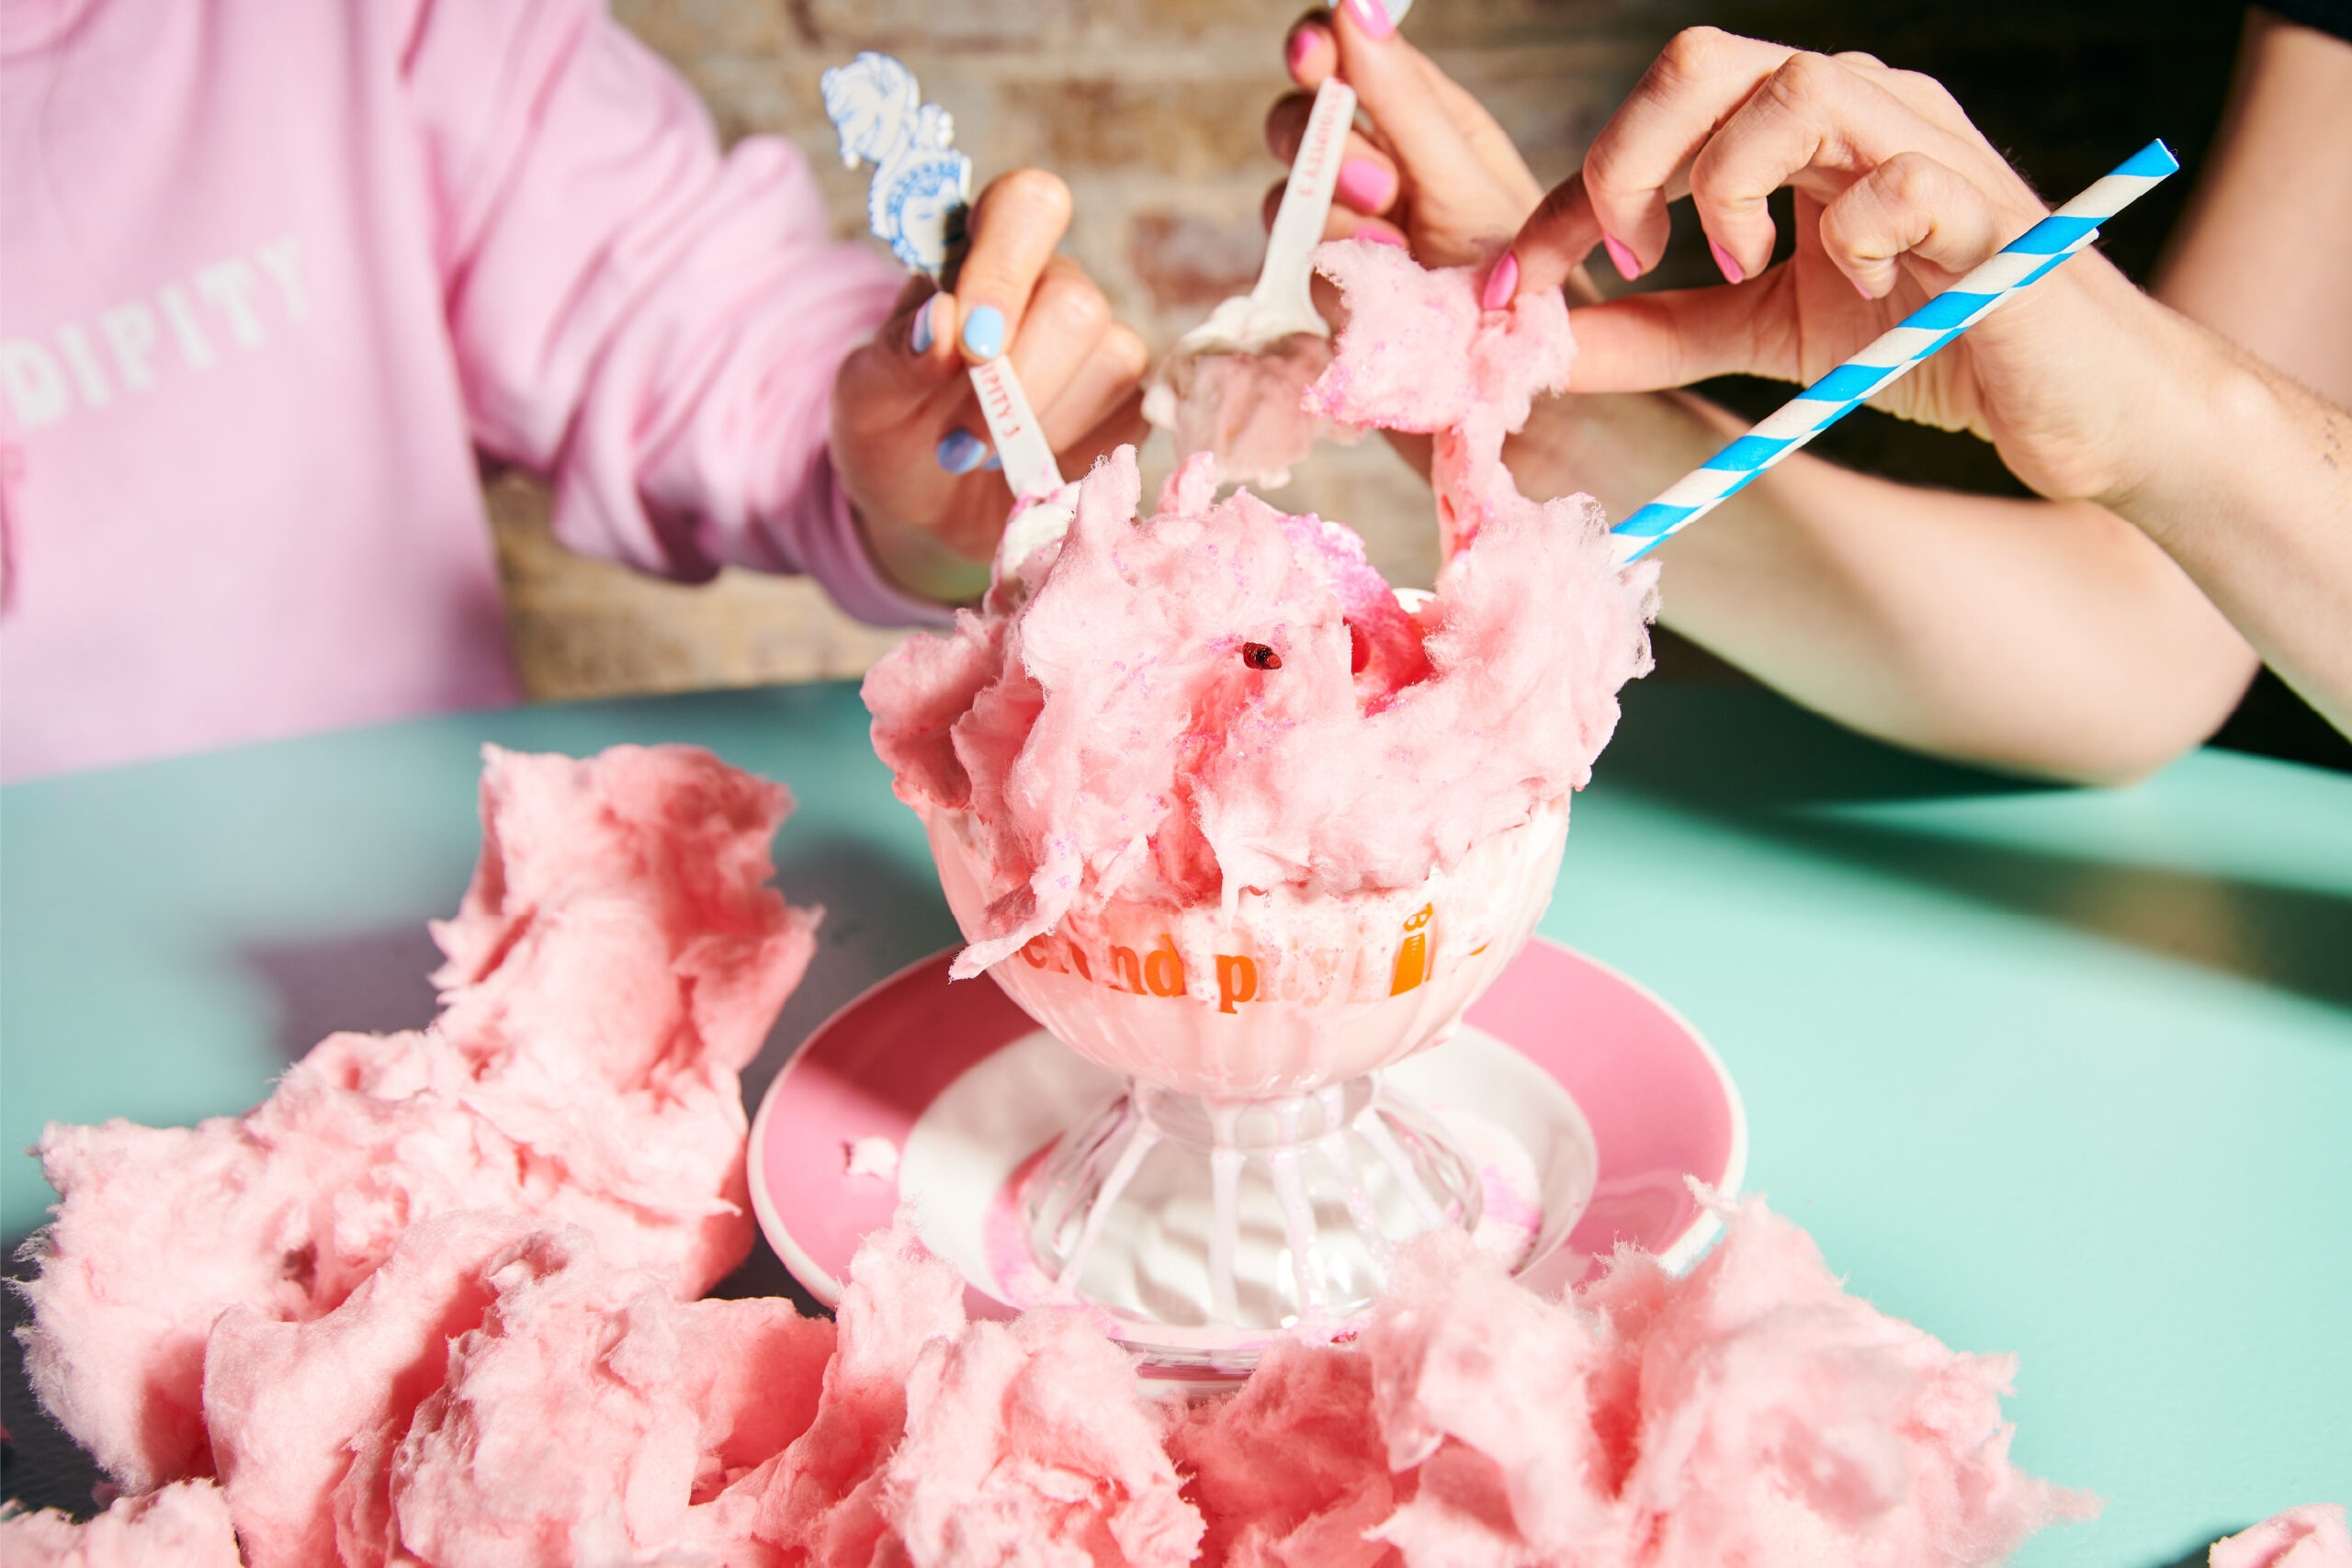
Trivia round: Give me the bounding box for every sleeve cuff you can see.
[799,453,962,630]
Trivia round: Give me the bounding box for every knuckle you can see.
[1103,324,1149,378]
[1879,151,1941,205]
[1038,265,1111,333]
[991,166,1072,226]
[1769,51,1841,107]
[1903,71,1963,116]
[1532,178,1586,235]
[1659,26,1731,83]
[1686,144,1760,217]
[1579,137,1634,202]
[1832,49,1885,70]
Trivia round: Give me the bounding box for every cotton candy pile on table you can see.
[865,238,1657,986]
[0,1483,244,1567]
[2211,1506,2352,1568]
[8,1211,1202,1568]
[8,1194,2147,1567]
[1170,1194,2101,1568]
[15,744,819,1493]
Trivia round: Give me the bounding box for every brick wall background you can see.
[495,0,1674,699]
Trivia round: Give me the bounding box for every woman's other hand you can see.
[831,169,1148,604]
[1265,4,1544,268]
[1496,28,2182,510]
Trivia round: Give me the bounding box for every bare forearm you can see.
[1507,391,2258,780]
[2102,310,2352,737]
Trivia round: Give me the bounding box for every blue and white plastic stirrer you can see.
[821,53,1070,543]
[1607,139,2180,567]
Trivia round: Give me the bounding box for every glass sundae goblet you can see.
[922,793,1569,1360]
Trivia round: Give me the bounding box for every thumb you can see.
[1565,271,1803,392]
[1500,171,1608,303]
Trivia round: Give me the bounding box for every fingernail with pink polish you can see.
[1336,158,1396,213]
[1357,226,1408,249]
[1481,251,1519,312]
[1707,239,1745,286]
[1340,0,1403,40]
[1854,276,1876,300]
[1603,233,1640,281]
[1284,26,1319,77]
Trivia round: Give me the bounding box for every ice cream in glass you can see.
[863,240,1657,1354]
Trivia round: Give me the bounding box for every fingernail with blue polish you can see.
[936,429,991,474]
[961,305,1006,360]
[910,298,936,355]
[982,451,1002,471]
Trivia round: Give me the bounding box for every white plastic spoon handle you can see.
[968,355,1063,502]
[1252,77,1357,331]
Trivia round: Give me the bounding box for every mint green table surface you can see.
[4,679,2347,1558]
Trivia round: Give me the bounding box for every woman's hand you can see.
[1496,28,2177,509]
[1265,4,1544,268]
[831,169,1148,604]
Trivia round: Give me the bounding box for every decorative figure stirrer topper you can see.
[820,52,972,277]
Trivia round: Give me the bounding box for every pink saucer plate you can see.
[748,936,1747,1334]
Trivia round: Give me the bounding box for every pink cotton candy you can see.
[0,1482,243,1567]
[2213,1506,2352,1568]
[20,744,819,1492]
[1171,1196,2095,1568]
[1146,333,1341,490]
[879,1311,1203,1566]
[199,1203,1193,1567]
[17,1193,2095,1566]
[1168,1342,1398,1568]
[1303,239,1575,449]
[749,1212,1201,1568]
[385,1226,834,1565]
[203,1211,543,1568]
[746,1211,975,1561]
[206,1209,831,1568]
[865,242,1653,981]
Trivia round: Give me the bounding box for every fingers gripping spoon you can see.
[821,53,1074,570]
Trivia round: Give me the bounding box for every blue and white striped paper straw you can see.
[1608,139,2179,566]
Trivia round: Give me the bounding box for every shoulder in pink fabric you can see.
[19,744,819,1492]
[864,240,1656,979]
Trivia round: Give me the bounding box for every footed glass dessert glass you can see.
[922,795,1569,1355]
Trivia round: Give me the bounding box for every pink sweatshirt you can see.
[0,0,924,782]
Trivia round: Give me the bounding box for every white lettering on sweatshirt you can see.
[0,236,311,430]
